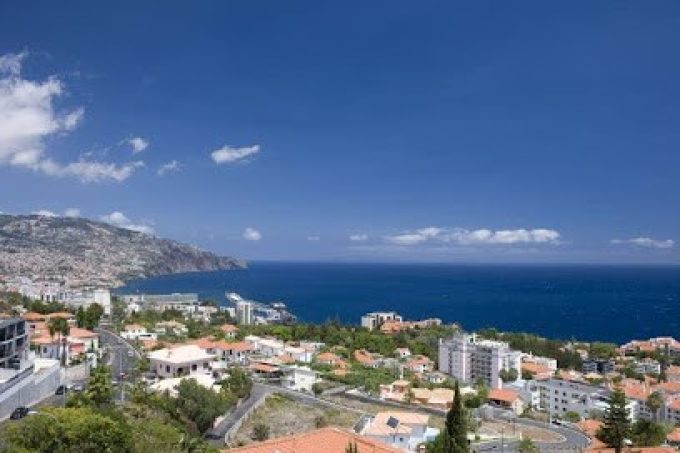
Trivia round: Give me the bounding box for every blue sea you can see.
[120,262,680,344]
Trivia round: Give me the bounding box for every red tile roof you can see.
[224,426,400,453]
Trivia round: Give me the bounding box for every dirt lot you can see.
[229,394,361,447]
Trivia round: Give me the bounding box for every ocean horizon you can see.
[119,262,680,344]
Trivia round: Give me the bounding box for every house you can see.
[219,324,239,339]
[148,344,215,378]
[667,427,680,447]
[281,365,319,392]
[149,373,220,397]
[224,426,401,453]
[154,320,188,336]
[215,341,253,365]
[405,355,433,374]
[359,411,439,452]
[32,327,100,365]
[423,371,448,385]
[412,387,455,410]
[121,324,157,341]
[315,352,349,372]
[354,349,379,368]
[395,348,411,359]
[488,388,525,415]
[380,380,412,402]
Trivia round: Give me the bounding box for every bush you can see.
[252,423,270,441]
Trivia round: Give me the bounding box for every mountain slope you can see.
[0,214,245,287]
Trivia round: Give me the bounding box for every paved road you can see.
[95,328,140,401]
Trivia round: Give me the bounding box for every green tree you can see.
[312,382,324,396]
[76,307,86,328]
[596,389,631,453]
[174,378,232,434]
[563,411,581,423]
[83,303,104,330]
[518,437,538,453]
[48,317,70,366]
[430,381,469,453]
[646,391,663,422]
[86,365,114,406]
[630,420,666,447]
[1,407,133,453]
[499,368,518,382]
[252,423,270,441]
[221,367,252,399]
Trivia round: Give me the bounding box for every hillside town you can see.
[2,286,680,453]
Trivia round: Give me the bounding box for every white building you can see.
[438,333,522,389]
[281,365,319,392]
[361,312,403,330]
[120,324,157,341]
[535,378,637,421]
[236,301,253,325]
[634,358,661,375]
[359,411,439,452]
[148,345,215,378]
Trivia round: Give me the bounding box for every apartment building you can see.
[581,358,615,375]
[0,318,28,372]
[236,301,253,325]
[438,333,522,389]
[534,378,641,421]
[361,312,403,331]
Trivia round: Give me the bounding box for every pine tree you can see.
[597,389,631,453]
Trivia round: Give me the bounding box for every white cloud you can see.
[128,137,149,153]
[242,227,262,241]
[32,209,57,217]
[350,233,369,242]
[100,211,154,235]
[211,144,260,164]
[63,208,81,217]
[385,227,561,246]
[611,237,674,249]
[0,52,143,183]
[307,235,321,241]
[157,160,181,176]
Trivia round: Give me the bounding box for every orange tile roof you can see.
[521,362,551,375]
[354,349,376,366]
[22,312,46,321]
[667,427,680,443]
[224,426,400,453]
[220,324,239,333]
[68,327,98,339]
[216,341,252,352]
[193,337,217,350]
[48,312,75,319]
[668,399,680,411]
[652,381,680,394]
[487,388,520,403]
[124,323,145,331]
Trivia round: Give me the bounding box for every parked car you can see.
[55,384,67,395]
[10,407,30,420]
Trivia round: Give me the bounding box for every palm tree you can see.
[48,317,70,366]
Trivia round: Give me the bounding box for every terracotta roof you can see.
[224,426,400,453]
[668,399,680,411]
[69,327,99,339]
[652,381,680,394]
[488,388,520,403]
[521,362,552,375]
[48,312,75,319]
[214,340,252,352]
[363,411,429,436]
[22,312,46,321]
[220,324,239,333]
[667,427,680,443]
[124,323,145,331]
[249,363,278,373]
[354,349,376,366]
[193,337,217,350]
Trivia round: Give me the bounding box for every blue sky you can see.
[1,1,679,263]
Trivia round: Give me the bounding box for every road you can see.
[95,328,140,400]
[474,408,590,452]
